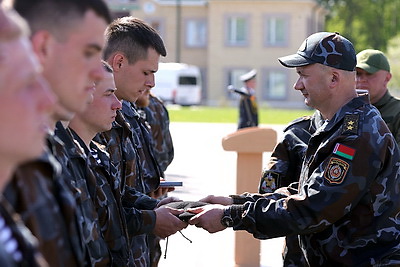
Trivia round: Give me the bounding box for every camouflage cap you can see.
[278,32,356,71]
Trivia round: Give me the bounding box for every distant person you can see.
[356,49,400,145]
[188,32,400,266]
[237,69,259,129]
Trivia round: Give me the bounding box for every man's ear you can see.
[330,71,340,87]
[110,53,125,72]
[30,30,52,65]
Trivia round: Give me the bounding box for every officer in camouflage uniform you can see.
[258,111,323,266]
[4,0,113,265]
[189,32,400,266]
[0,6,54,266]
[98,17,187,266]
[356,49,400,146]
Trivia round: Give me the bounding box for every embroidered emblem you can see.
[324,157,350,185]
[342,114,359,134]
[260,171,279,193]
[333,143,356,160]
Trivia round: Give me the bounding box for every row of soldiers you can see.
[0,0,187,266]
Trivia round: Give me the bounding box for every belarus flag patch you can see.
[333,143,356,160]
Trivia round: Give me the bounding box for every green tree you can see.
[317,0,400,53]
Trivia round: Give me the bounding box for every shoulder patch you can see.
[324,157,349,185]
[342,114,359,135]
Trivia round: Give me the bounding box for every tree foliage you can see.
[317,0,400,53]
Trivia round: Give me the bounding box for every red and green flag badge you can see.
[333,143,356,160]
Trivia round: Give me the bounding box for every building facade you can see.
[106,0,327,108]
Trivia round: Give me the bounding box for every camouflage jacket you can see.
[374,90,400,146]
[95,111,159,267]
[69,128,134,266]
[0,197,47,267]
[138,94,174,172]
[54,123,111,266]
[259,111,324,193]
[122,101,161,193]
[238,87,258,129]
[4,138,84,267]
[229,95,400,266]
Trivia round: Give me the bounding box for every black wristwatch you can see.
[220,208,234,227]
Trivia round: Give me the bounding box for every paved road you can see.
[158,122,285,267]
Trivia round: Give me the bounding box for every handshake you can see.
[156,195,234,236]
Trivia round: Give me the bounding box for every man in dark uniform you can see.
[356,49,400,145]
[237,69,259,129]
[98,16,187,266]
[189,32,400,266]
[259,111,323,266]
[4,0,113,265]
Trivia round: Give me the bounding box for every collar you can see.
[373,90,390,109]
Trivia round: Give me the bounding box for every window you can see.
[262,70,288,100]
[264,15,288,47]
[226,15,248,46]
[185,19,207,48]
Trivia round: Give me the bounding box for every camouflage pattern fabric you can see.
[374,90,400,146]
[122,101,161,193]
[229,95,400,266]
[259,111,324,193]
[137,94,174,267]
[54,123,111,266]
[258,111,323,267]
[69,128,134,266]
[96,110,159,267]
[139,94,174,172]
[4,138,85,267]
[238,89,258,129]
[0,197,47,266]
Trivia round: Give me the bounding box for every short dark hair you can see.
[103,16,167,64]
[12,0,111,40]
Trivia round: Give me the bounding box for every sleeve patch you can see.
[324,157,350,185]
[260,171,279,193]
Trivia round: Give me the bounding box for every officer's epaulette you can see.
[342,114,359,135]
[284,115,312,132]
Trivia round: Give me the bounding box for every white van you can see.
[152,62,202,106]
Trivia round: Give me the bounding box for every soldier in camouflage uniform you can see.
[0,7,55,266]
[137,92,174,173]
[68,63,133,266]
[136,90,175,266]
[356,49,400,146]
[98,17,187,266]
[4,0,113,265]
[189,32,400,266]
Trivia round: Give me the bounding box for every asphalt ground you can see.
[157,122,285,267]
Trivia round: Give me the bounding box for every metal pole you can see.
[176,0,181,63]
